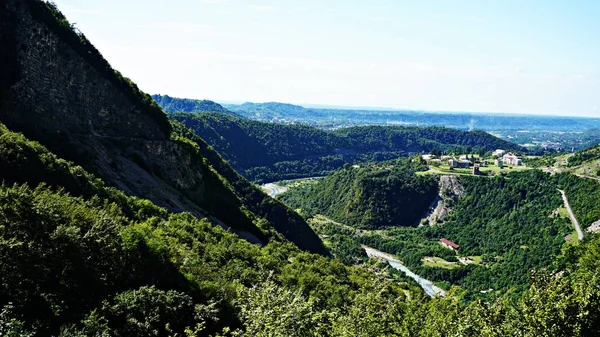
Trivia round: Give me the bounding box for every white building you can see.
[493,149,506,158]
[502,153,522,166]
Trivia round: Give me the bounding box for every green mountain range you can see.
[171,112,522,182]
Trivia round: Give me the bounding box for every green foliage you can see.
[281,161,438,229]
[171,112,520,182]
[567,144,600,167]
[170,121,328,255]
[235,277,317,337]
[152,94,234,115]
[286,169,576,298]
[0,304,34,337]
[554,173,600,227]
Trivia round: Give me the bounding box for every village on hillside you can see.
[420,149,528,176]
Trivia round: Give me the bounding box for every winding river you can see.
[363,246,445,297]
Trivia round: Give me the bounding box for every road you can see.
[362,246,445,298]
[260,183,288,198]
[558,189,584,241]
[575,174,600,183]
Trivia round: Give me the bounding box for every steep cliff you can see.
[0,0,327,255]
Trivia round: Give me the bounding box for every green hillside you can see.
[3,1,600,336]
[152,94,235,115]
[172,112,522,182]
[0,0,326,255]
[280,161,439,229]
[282,169,583,297]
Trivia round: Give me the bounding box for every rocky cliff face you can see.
[0,0,328,254]
[423,175,464,226]
[0,0,169,140]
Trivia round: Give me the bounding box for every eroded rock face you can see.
[423,175,464,226]
[0,0,329,255]
[586,220,600,233]
[0,0,259,239]
[1,0,167,141]
[440,175,465,198]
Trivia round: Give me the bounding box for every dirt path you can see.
[558,189,584,241]
[575,174,600,183]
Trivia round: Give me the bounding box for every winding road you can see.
[558,189,584,241]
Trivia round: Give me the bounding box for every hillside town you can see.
[421,149,525,176]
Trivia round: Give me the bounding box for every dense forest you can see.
[567,144,600,168]
[280,160,438,229]
[172,112,522,182]
[283,169,579,298]
[2,119,600,335]
[3,1,600,336]
[152,94,235,115]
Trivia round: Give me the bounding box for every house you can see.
[422,154,436,161]
[459,155,469,161]
[502,153,522,166]
[441,155,452,160]
[472,166,481,175]
[459,159,472,168]
[449,159,471,168]
[494,159,503,168]
[493,149,506,157]
[440,238,459,250]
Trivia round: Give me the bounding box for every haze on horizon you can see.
[54,0,600,117]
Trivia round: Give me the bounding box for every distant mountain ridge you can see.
[222,102,600,132]
[152,94,238,116]
[172,112,523,182]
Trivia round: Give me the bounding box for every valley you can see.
[275,165,598,300]
[2,1,600,336]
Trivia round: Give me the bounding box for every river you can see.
[363,246,445,297]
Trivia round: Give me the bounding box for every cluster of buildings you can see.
[421,154,473,168]
[493,149,522,167]
[422,149,523,170]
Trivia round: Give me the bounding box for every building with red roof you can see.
[440,238,459,250]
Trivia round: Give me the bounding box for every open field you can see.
[422,256,459,269]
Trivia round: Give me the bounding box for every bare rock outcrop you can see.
[423,175,464,226]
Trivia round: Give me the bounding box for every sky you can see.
[53,0,600,117]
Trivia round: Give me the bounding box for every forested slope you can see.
[152,94,235,115]
[172,112,522,182]
[0,0,326,254]
[0,122,415,335]
[3,1,600,336]
[280,161,439,229]
[283,168,577,297]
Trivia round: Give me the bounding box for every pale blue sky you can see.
[54,0,600,116]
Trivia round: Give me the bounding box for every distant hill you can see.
[152,94,238,115]
[568,144,600,168]
[224,101,320,120]
[280,163,439,229]
[562,143,600,178]
[172,112,524,182]
[224,102,600,132]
